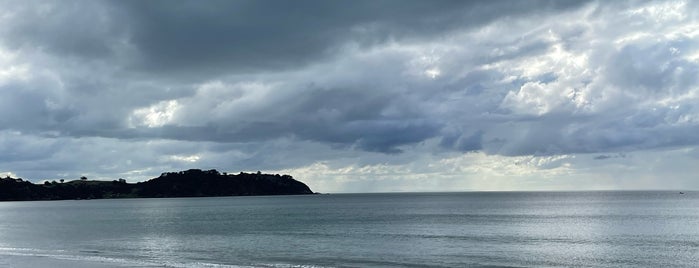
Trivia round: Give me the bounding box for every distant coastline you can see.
[0,169,314,201]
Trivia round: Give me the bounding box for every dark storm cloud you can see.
[0,0,589,76]
[0,1,127,58]
[281,87,441,153]
[113,0,589,74]
[73,85,441,153]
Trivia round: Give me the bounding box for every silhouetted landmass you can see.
[0,169,314,201]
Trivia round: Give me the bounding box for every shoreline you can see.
[0,254,131,268]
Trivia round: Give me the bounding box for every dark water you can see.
[1,191,698,267]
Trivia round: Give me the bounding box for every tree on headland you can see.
[60,179,64,183]
[0,169,314,201]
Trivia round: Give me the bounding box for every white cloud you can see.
[0,171,17,178]
[272,151,579,192]
[168,154,201,163]
[0,51,29,84]
[626,0,687,23]
[129,100,179,128]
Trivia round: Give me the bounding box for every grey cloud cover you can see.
[1,0,698,191]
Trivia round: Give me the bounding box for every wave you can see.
[0,247,334,268]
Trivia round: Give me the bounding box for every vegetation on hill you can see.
[0,169,314,201]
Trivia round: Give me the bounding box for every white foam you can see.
[262,264,335,268]
[0,248,331,268]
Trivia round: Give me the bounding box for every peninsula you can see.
[0,169,314,201]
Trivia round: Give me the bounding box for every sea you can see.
[0,191,698,268]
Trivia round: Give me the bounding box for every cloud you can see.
[593,153,628,160]
[110,0,589,75]
[1,0,698,191]
[0,1,128,59]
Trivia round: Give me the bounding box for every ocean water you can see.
[0,191,698,267]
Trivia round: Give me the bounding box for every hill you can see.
[0,169,314,201]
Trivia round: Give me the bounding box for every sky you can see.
[1,0,698,193]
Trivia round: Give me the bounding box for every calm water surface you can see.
[0,191,698,267]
